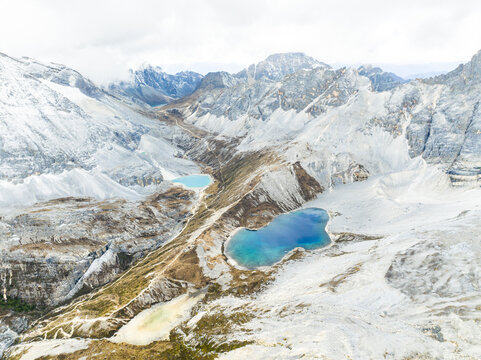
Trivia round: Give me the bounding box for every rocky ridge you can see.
[108,65,203,106]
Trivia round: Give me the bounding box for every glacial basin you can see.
[111,292,204,345]
[225,208,330,269]
[172,174,212,188]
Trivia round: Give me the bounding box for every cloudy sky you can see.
[1,0,480,83]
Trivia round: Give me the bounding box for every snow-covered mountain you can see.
[357,64,407,91]
[196,52,330,91]
[2,49,481,360]
[0,52,202,356]
[178,50,481,187]
[108,65,203,106]
[0,52,198,208]
[236,52,330,82]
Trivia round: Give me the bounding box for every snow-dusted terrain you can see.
[0,52,199,209]
[166,50,481,359]
[0,52,205,358]
[108,64,203,106]
[182,51,481,188]
[2,49,481,359]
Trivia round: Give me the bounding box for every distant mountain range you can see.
[108,53,414,106]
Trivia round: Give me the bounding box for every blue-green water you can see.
[172,175,212,188]
[226,208,330,269]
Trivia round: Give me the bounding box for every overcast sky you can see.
[1,0,481,83]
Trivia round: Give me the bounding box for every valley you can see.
[1,49,481,359]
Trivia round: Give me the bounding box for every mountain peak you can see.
[197,71,241,90]
[264,52,312,62]
[470,48,481,64]
[427,48,481,88]
[237,52,330,82]
[358,64,383,74]
[357,64,406,91]
[109,65,203,106]
[464,48,481,79]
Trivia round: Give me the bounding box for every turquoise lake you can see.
[172,175,212,188]
[225,208,330,269]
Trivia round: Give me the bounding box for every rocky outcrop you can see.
[0,52,198,193]
[223,161,323,229]
[404,52,481,183]
[0,186,195,309]
[331,163,370,185]
[108,65,203,106]
[236,52,329,82]
[197,71,242,90]
[0,312,30,358]
[177,50,481,187]
[358,64,406,91]
[112,277,189,320]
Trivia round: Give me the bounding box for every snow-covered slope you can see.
[3,49,481,359]
[358,64,407,91]
[179,50,481,187]
[0,52,198,208]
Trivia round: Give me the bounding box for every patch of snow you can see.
[202,164,481,359]
[11,339,89,360]
[0,168,141,209]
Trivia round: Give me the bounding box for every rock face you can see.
[0,52,199,208]
[236,52,330,82]
[0,313,29,358]
[0,186,195,309]
[357,64,406,91]
[108,65,203,106]
[408,50,481,183]
[188,66,364,123]
[197,71,242,90]
[176,50,481,187]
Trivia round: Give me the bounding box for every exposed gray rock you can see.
[197,71,243,90]
[358,64,406,91]
[237,52,330,82]
[189,67,364,121]
[0,312,31,358]
[0,186,195,309]
[404,51,481,182]
[0,324,17,358]
[108,65,203,106]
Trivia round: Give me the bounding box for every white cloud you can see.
[1,0,480,83]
